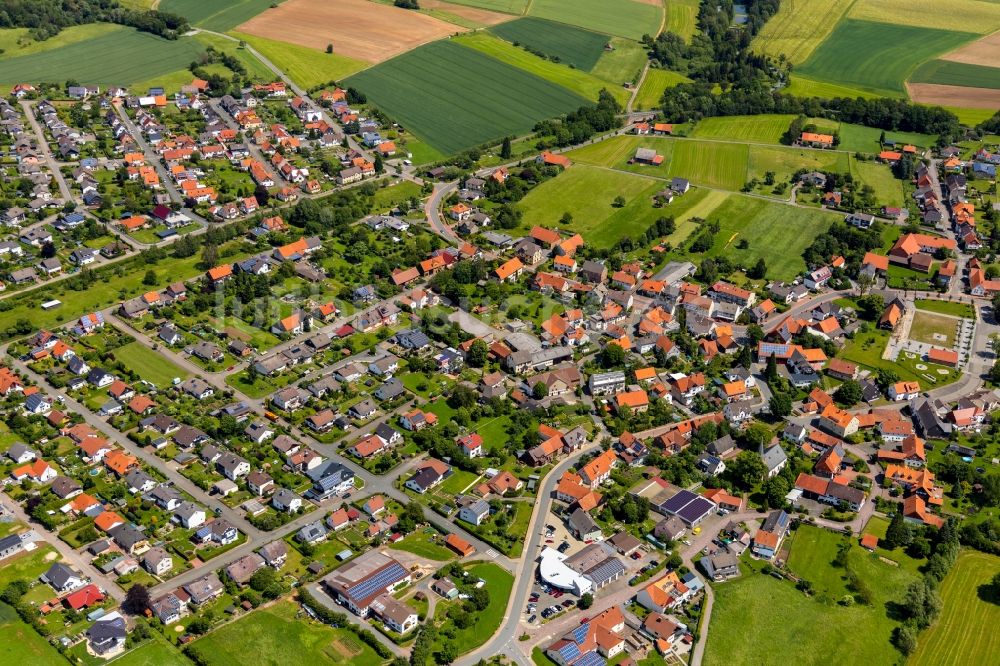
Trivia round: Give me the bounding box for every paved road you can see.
[112,102,183,204]
[20,100,73,201]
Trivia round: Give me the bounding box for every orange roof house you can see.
[94,511,125,532]
[445,533,475,557]
[860,533,879,550]
[540,152,571,167]
[104,450,138,476]
[207,265,232,282]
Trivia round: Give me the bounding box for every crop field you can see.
[633,68,693,109]
[748,145,848,183]
[345,40,588,155]
[452,33,629,105]
[911,551,1000,666]
[907,83,1000,110]
[0,27,204,87]
[666,0,700,42]
[232,32,368,88]
[237,0,461,64]
[160,0,280,32]
[942,29,1000,67]
[785,76,882,100]
[0,24,121,61]
[690,115,796,143]
[591,37,652,85]
[751,0,855,64]
[527,0,663,41]
[446,0,529,13]
[910,60,1000,91]
[668,140,749,191]
[704,526,917,666]
[848,0,1000,35]
[836,123,936,153]
[490,17,609,70]
[796,20,976,96]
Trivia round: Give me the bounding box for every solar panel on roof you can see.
[571,624,589,644]
[660,489,698,514]
[560,642,581,662]
[346,562,407,601]
[576,651,606,666]
[677,496,715,523]
[759,342,790,355]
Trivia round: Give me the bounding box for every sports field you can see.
[690,115,797,143]
[232,32,369,89]
[188,600,383,666]
[909,310,958,347]
[345,40,588,155]
[0,27,204,87]
[909,59,1000,91]
[490,17,609,70]
[703,526,918,666]
[527,0,663,41]
[666,0,700,42]
[633,68,693,109]
[161,0,280,31]
[796,20,976,96]
[112,341,189,387]
[751,0,855,64]
[452,33,629,105]
[910,551,1000,666]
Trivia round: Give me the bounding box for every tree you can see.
[578,592,593,609]
[466,339,488,367]
[834,380,863,406]
[249,567,285,599]
[122,583,150,615]
[762,475,789,508]
[729,450,767,490]
[500,136,512,159]
[876,368,900,391]
[201,243,218,269]
[746,324,765,345]
[397,501,424,533]
[600,344,626,368]
[326,43,333,54]
[893,624,918,655]
[374,153,384,174]
[748,257,767,279]
[612,195,625,208]
[769,393,792,418]
[857,294,884,321]
[765,353,778,382]
[142,269,157,286]
[468,586,490,611]
[532,382,549,399]
[884,510,912,550]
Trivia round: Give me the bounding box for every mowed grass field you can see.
[345,40,588,155]
[796,19,977,96]
[452,33,629,106]
[527,0,663,41]
[490,17,609,70]
[666,0,700,42]
[112,341,189,387]
[590,37,649,85]
[704,526,918,666]
[910,59,1000,90]
[910,550,1000,666]
[633,68,693,109]
[0,26,205,87]
[161,0,281,31]
[669,140,749,190]
[690,115,796,143]
[232,32,369,88]
[751,0,855,64]
[0,603,65,666]
[188,600,384,666]
[785,76,882,100]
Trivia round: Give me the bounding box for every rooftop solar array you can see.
[758,342,791,356]
[559,641,581,663]
[660,489,716,525]
[346,562,407,603]
[576,651,607,666]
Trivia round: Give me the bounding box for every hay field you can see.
[419,0,514,25]
[690,114,797,143]
[666,0,700,42]
[848,0,1000,35]
[633,68,693,109]
[751,0,855,64]
[236,0,463,64]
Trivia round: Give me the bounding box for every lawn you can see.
[751,0,855,64]
[910,550,1000,666]
[439,469,481,495]
[111,341,190,387]
[0,26,206,87]
[433,562,514,658]
[690,115,797,143]
[913,299,975,318]
[852,160,905,208]
[838,328,960,387]
[909,310,958,347]
[0,602,65,666]
[748,145,849,188]
[667,140,749,191]
[703,525,918,666]
[526,0,663,41]
[590,37,649,85]
[161,0,281,31]
[113,633,191,666]
[0,546,60,590]
[785,75,883,100]
[909,59,1000,91]
[187,600,384,666]
[388,530,456,561]
[490,17,610,70]
[665,0,700,42]
[796,19,976,96]
[344,40,589,155]
[633,68,693,110]
[837,123,936,154]
[231,32,369,89]
[451,32,629,106]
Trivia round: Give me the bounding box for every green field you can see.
[345,40,588,155]
[437,563,514,656]
[913,299,976,318]
[490,17,610,70]
[910,550,1000,666]
[161,0,281,32]
[852,160,904,207]
[691,115,797,143]
[232,32,369,89]
[751,0,856,64]
[188,600,384,666]
[590,37,649,85]
[0,24,121,61]
[749,145,849,184]
[796,19,977,96]
[446,0,529,13]
[0,547,60,590]
[0,26,205,87]
[112,341,190,387]
[527,0,663,41]
[704,526,918,666]
[389,531,456,561]
[113,633,192,666]
[633,68,692,110]
[0,603,65,666]
[194,32,275,80]
[669,140,749,190]
[665,0,700,42]
[836,123,936,153]
[452,33,628,106]
[785,75,883,100]
[910,59,1000,91]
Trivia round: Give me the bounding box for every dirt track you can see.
[237,0,465,64]
[906,82,1000,110]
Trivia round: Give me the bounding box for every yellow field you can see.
[848,0,1000,35]
[785,75,883,100]
[752,0,855,64]
[666,0,700,42]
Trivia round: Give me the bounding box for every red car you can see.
[579,617,590,625]
[545,539,554,544]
